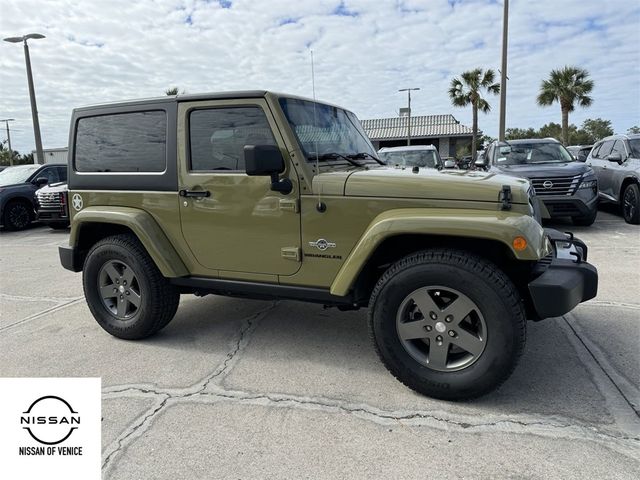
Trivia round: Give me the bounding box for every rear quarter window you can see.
[74,111,166,172]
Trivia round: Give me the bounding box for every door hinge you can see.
[281,247,301,261]
[279,198,299,213]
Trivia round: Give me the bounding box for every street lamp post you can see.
[3,33,46,164]
[399,87,420,146]
[1,118,15,166]
[498,0,509,142]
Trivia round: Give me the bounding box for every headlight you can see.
[578,179,597,189]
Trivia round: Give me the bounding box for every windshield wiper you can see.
[308,152,364,168]
[346,152,385,165]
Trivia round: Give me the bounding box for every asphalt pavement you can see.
[1,207,639,479]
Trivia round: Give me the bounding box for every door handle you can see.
[179,189,210,198]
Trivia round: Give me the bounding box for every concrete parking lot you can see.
[1,208,639,479]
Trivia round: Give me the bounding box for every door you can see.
[589,140,614,198]
[178,99,301,276]
[602,140,627,199]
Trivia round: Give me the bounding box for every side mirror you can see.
[474,158,488,168]
[444,160,456,169]
[244,144,292,194]
[607,153,623,164]
[34,177,49,187]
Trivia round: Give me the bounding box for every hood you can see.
[37,182,68,194]
[313,167,531,204]
[493,161,591,179]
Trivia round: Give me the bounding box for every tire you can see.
[2,200,33,231]
[622,183,640,224]
[369,249,526,400]
[82,234,180,340]
[572,208,597,226]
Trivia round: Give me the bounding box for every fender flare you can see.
[330,208,549,296]
[70,206,189,277]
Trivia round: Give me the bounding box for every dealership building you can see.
[361,114,476,158]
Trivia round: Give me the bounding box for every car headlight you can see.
[578,179,597,189]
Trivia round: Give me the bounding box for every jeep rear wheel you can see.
[369,249,526,400]
[83,234,180,340]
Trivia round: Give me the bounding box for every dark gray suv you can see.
[586,134,640,224]
[479,138,599,225]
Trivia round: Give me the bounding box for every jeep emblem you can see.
[71,193,83,211]
[542,181,554,189]
[309,238,336,251]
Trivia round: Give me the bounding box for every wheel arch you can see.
[70,207,189,277]
[330,209,547,312]
[620,176,639,202]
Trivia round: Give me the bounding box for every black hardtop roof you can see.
[507,138,561,144]
[72,90,339,113]
[73,90,268,112]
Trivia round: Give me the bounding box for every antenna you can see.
[310,50,325,212]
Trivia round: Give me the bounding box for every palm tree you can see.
[537,66,593,145]
[448,68,500,160]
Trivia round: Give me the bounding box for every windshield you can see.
[629,139,640,158]
[278,97,377,161]
[379,150,441,169]
[496,142,573,165]
[0,165,39,186]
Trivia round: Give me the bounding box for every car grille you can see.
[547,202,581,215]
[37,191,64,208]
[530,175,581,196]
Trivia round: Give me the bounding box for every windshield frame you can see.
[495,141,574,165]
[0,164,40,186]
[277,96,377,165]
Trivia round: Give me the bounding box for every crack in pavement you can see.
[101,302,278,473]
[581,300,640,310]
[562,315,640,419]
[0,297,84,331]
[95,302,639,475]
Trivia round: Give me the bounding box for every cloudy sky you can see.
[1,0,639,153]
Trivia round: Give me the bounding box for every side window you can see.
[57,166,68,182]
[38,167,59,183]
[596,141,614,159]
[611,140,626,159]
[189,107,277,171]
[75,111,166,172]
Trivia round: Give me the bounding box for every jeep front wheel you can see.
[83,234,180,340]
[369,249,526,400]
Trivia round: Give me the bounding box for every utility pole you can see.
[4,33,46,164]
[399,87,420,145]
[498,0,509,142]
[1,119,15,166]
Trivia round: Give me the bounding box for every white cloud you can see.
[0,0,638,153]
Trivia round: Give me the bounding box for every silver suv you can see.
[586,134,640,224]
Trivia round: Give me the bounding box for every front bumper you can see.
[539,189,598,218]
[528,229,598,319]
[37,208,68,224]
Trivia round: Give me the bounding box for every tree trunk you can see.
[561,105,569,146]
[471,102,478,160]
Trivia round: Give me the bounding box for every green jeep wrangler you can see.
[59,91,598,400]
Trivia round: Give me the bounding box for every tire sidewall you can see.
[372,260,521,398]
[83,241,153,339]
[623,183,640,224]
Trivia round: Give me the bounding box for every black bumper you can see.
[37,209,68,224]
[528,229,598,319]
[540,194,598,218]
[59,245,83,272]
